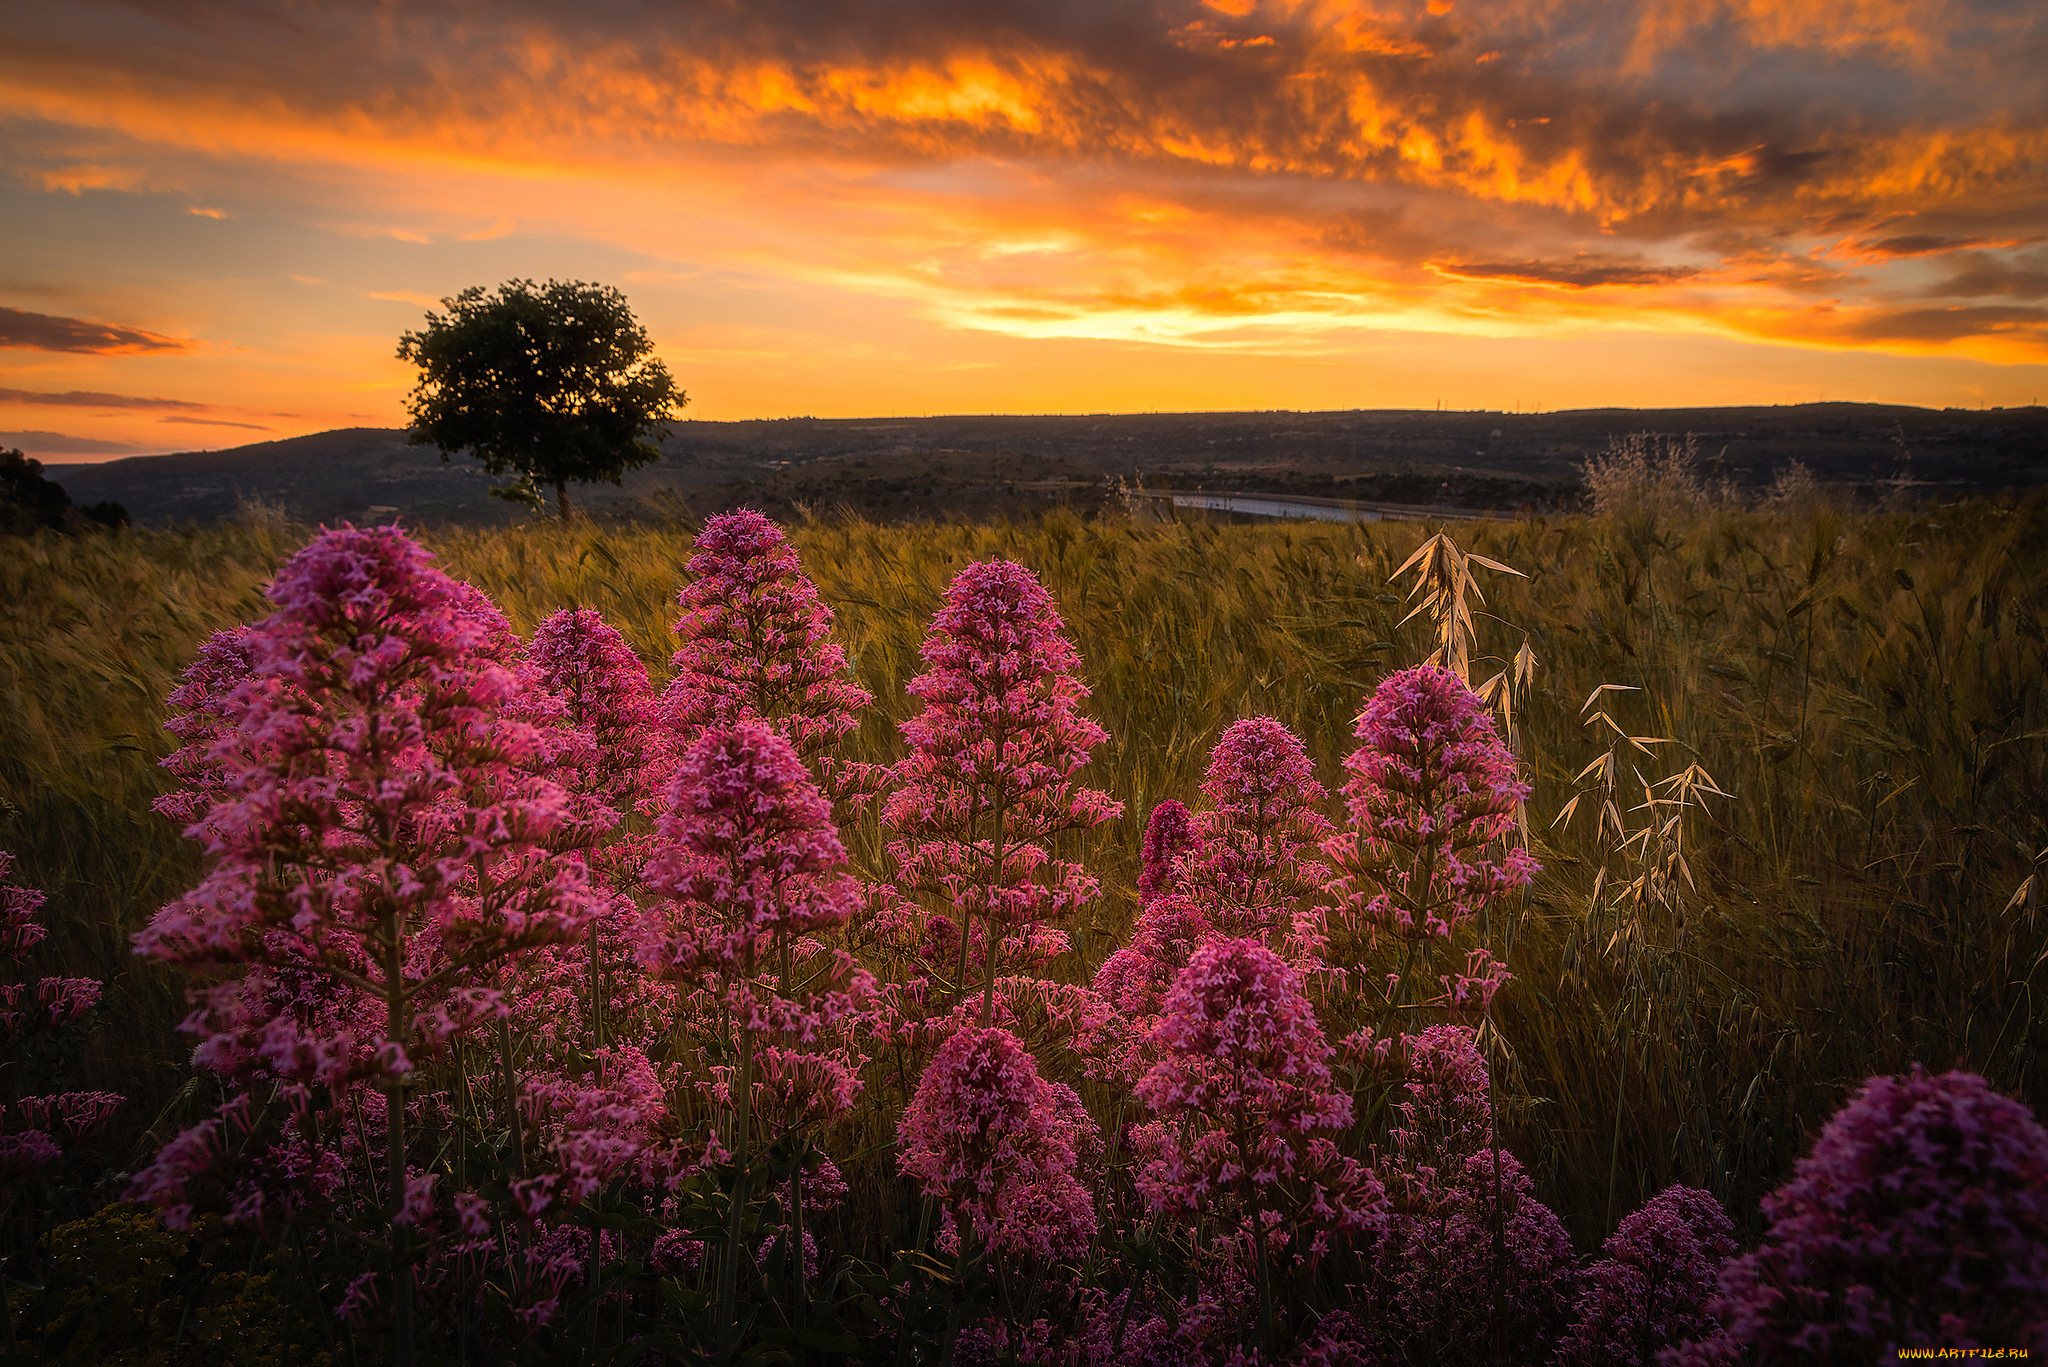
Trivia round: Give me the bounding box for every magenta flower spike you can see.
[134,526,607,993]
[1365,1024,1578,1365]
[1138,799,1195,905]
[1132,938,1369,1220]
[642,717,874,1331]
[153,626,259,826]
[1182,717,1332,941]
[644,719,863,976]
[1556,1184,1737,1367]
[1319,666,1537,1010]
[528,606,665,813]
[662,509,872,765]
[897,1024,1097,1262]
[1090,893,1214,1081]
[1,850,122,1191]
[1675,1068,2048,1360]
[885,558,1122,1022]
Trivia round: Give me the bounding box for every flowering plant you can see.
[130,525,613,1360]
[885,558,1121,1023]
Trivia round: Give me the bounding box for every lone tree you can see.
[397,278,685,519]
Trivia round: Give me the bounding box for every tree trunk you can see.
[555,480,576,522]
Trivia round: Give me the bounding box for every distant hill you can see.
[45,403,2048,527]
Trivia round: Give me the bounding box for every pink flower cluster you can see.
[519,1045,672,1208]
[118,512,1765,1365]
[133,527,607,1066]
[126,524,629,1347]
[897,1024,1097,1261]
[1180,717,1332,941]
[1363,1025,1578,1365]
[885,558,1121,1015]
[527,606,666,814]
[1093,895,1213,1024]
[151,625,259,825]
[1,850,121,1189]
[664,509,873,763]
[1137,799,1195,905]
[646,719,862,977]
[1556,1184,1737,1366]
[1326,666,1536,939]
[643,718,874,1191]
[1315,666,1536,1015]
[1132,938,1381,1239]
[1676,1067,2048,1360]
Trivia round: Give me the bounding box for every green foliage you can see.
[1,498,2043,1260]
[6,1207,333,1366]
[395,279,685,517]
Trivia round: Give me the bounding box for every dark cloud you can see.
[0,386,214,410]
[0,428,147,455]
[1431,258,1699,288]
[1841,305,2048,343]
[160,415,270,430]
[0,306,192,354]
[1867,234,1995,258]
[1925,255,2048,300]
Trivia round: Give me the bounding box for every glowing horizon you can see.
[4,0,2045,464]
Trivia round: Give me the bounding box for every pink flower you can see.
[1182,718,1332,940]
[133,525,606,1017]
[662,509,872,765]
[152,627,260,826]
[1,851,122,1185]
[0,1130,63,1182]
[645,720,862,974]
[885,559,1121,1018]
[129,525,605,1259]
[126,1094,257,1230]
[521,1045,671,1202]
[1369,1147,1578,1365]
[1322,667,1537,945]
[1557,1185,1737,1367]
[897,1025,1097,1261]
[9,1091,123,1140]
[1091,895,1214,1081]
[1093,896,1215,1022]
[643,719,874,1166]
[1138,800,1195,905]
[1679,1068,2048,1360]
[527,606,666,812]
[1352,1023,1578,1364]
[1384,1023,1494,1196]
[1132,937,1381,1238]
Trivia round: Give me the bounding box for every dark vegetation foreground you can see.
[1,496,2043,1361]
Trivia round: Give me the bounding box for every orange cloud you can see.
[0,0,2043,450]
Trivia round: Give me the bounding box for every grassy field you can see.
[3,496,2043,1248]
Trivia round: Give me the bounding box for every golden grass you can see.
[3,497,2042,1241]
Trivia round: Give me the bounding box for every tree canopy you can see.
[2,447,128,534]
[396,279,685,519]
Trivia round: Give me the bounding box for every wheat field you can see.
[2,496,2042,1248]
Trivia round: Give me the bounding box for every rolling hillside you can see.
[42,402,2048,527]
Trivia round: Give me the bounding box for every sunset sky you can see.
[4,0,2046,462]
